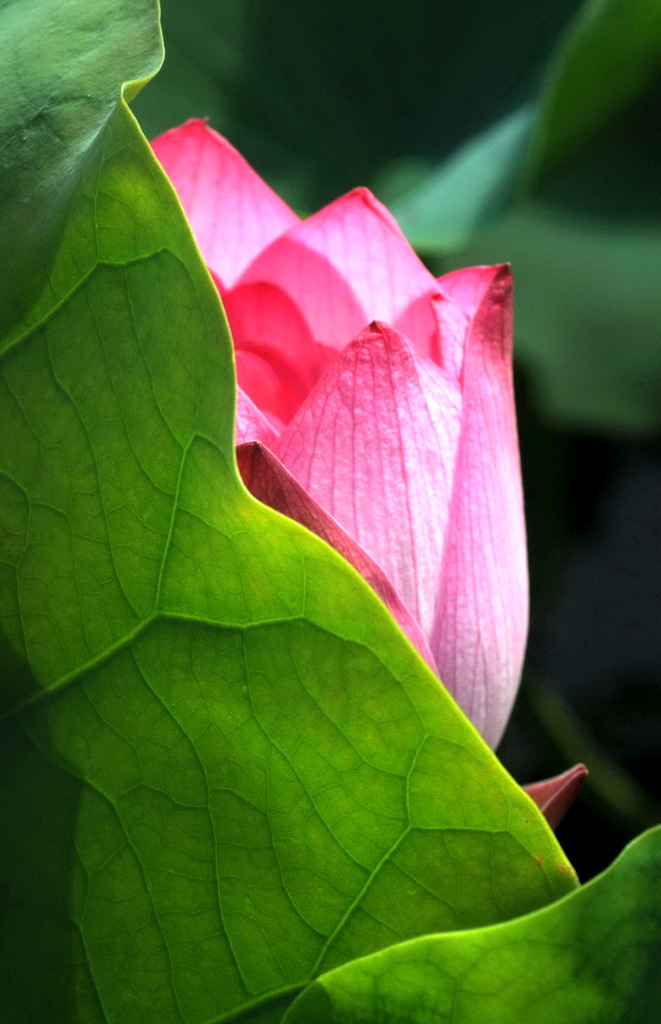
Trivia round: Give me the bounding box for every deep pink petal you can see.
[238,188,442,356]
[430,266,528,748]
[433,265,506,381]
[224,281,336,424]
[524,765,588,830]
[437,264,502,317]
[273,322,462,640]
[151,120,298,288]
[237,441,438,674]
[235,387,279,446]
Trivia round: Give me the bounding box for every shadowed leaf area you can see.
[0,1,577,1022]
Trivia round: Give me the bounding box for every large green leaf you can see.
[284,826,661,1023]
[526,0,661,178]
[390,0,661,254]
[0,2,577,1022]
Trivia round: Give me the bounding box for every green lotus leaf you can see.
[285,826,661,1024]
[0,1,576,1021]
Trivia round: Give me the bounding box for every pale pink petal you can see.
[235,387,279,446]
[237,441,438,674]
[430,266,528,748]
[224,281,336,424]
[151,120,298,288]
[238,188,442,356]
[524,765,588,830]
[273,322,462,640]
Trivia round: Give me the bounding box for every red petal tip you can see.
[524,764,589,830]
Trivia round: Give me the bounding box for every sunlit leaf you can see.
[285,826,661,1023]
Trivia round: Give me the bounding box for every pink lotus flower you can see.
[152,119,529,749]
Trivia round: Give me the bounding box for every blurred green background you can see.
[133,0,661,879]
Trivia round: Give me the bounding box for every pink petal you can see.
[235,387,279,446]
[432,293,470,382]
[151,120,298,288]
[273,322,463,641]
[224,281,336,424]
[433,266,506,381]
[430,265,528,748]
[238,188,442,357]
[438,264,503,316]
[393,291,444,367]
[524,765,588,830]
[237,441,438,674]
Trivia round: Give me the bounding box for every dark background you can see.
[133,0,661,881]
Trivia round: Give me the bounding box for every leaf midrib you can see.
[201,982,307,1024]
[0,610,315,722]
